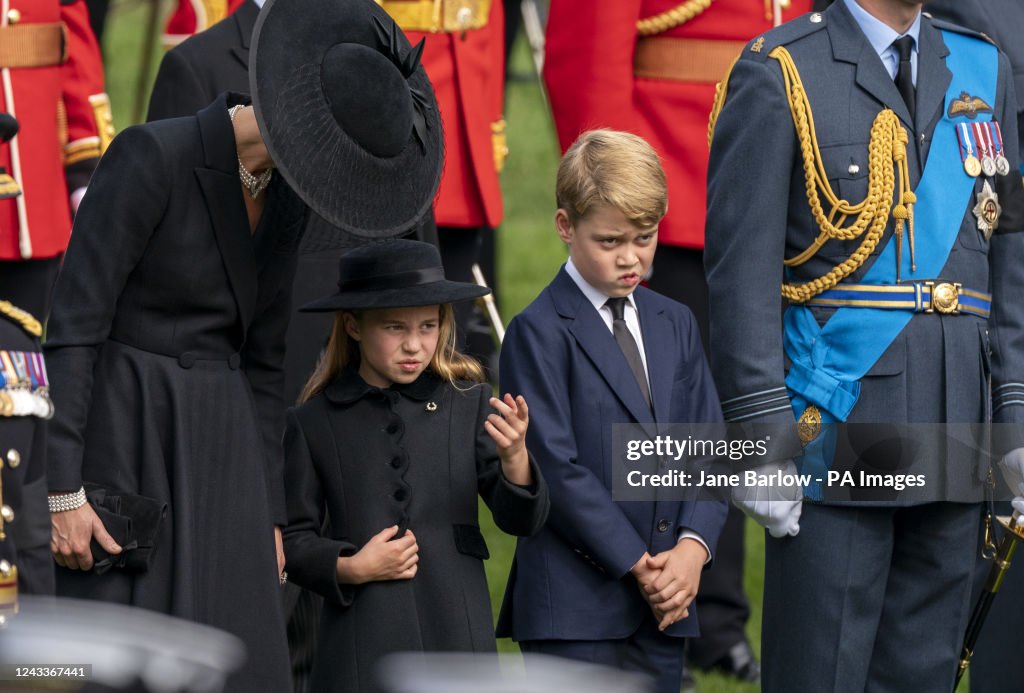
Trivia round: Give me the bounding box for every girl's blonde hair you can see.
[299,303,485,402]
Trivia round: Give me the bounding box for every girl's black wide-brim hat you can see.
[251,0,443,238]
[300,239,490,311]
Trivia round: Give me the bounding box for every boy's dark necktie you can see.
[605,297,652,410]
[892,35,915,120]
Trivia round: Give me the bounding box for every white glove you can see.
[997,447,1024,528]
[731,458,803,538]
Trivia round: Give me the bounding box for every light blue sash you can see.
[783,31,997,498]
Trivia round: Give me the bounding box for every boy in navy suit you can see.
[496,130,729,692]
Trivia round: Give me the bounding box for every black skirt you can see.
[56,340,291,692]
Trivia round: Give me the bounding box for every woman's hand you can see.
[336,525,418,585]
[50,502,121,571]
[486,394,532,485]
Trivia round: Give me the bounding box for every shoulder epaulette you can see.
[741,11,828,63]
[925,15,996,45]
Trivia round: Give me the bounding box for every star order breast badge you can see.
[973,180,1002,241]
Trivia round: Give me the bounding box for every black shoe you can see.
[710,641,760,684]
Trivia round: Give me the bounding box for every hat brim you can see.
[251,0,443,239]
[300,280,490,312]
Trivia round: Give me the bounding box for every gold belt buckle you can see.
[925,281,961,314]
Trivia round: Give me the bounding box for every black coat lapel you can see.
[230,0,259,72]
[194,95,259,332]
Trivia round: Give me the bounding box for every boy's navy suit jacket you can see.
[496,267,729,640]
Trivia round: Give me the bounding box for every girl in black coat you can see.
[282,240,549,692]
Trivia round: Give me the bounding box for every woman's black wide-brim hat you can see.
[301,239,490,311]
[251,0,443,238]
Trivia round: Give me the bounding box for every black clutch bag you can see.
[84,483,167,575]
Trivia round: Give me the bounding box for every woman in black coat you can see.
[45,93,303,692]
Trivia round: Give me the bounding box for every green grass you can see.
[101,9,766,691]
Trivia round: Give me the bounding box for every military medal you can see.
[973,180,1002,240]
[974,123,998,178]
[993,122,1012,176]
[959,124,982,177]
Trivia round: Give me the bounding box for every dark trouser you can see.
[686,504,751,667]
[0,256,62,323]
[437,225,498,377]
[520,614,685,693]
[763,502,979,693]
[969,502,1024,693]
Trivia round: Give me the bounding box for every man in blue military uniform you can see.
[705,0,1024,690]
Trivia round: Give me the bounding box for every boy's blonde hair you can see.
[556,129,668,227]
[299,303,484,403]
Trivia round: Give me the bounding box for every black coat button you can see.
[386,423,399,435]
[177,352,196,369]
[390,456,403,469]
[227,353,241,369]
[393,489,407,502]
[657,519,670,533]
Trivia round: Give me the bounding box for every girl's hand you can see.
[486,394,532,485]
[336,525,418,584]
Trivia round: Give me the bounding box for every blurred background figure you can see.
[0,114,56,606]
[0,0,112,320]
[1,596,245,693]
[378,0,508,377]
[541,1,827,686]
[922,6,1024,692]
[85,0,111,46]
[377,652,649,693]
[161,0,246,48]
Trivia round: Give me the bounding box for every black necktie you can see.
[605,297,652,410]
[893,36,916,119]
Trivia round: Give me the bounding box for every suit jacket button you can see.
[657,519,670,533]
[390,456,403,469]
[228,353,241,369]
[177,351,196,369]
[393,488,407,502]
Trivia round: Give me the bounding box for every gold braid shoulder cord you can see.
[639,0,792,35]
[708,46,916,302]
[637,0,714,36]
[0,301,41,338]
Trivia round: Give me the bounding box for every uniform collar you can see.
[324,365,444,404]
[843,0,921,59]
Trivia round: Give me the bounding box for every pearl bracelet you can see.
[48,487,87,513]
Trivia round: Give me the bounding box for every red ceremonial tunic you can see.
[380,0,506,229]
[543,0,813,249]
[0,0,109,260]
